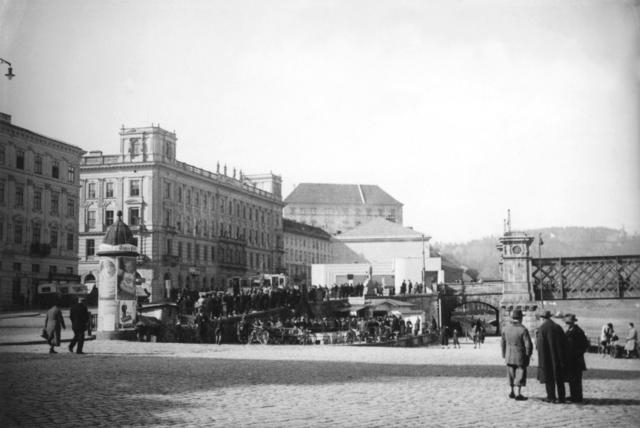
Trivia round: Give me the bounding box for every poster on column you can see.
[118,300,136,329]
[116,256,137,300]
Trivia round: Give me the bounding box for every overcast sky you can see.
[1,0,638,242]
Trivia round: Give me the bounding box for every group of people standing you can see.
[599,321,638,358]
[501,309,590,403]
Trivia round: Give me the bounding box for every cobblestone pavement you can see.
[1,337,639,427]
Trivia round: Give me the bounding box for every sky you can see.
[1,0,638,243]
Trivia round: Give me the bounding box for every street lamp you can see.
[0,58,14,80]
[537,232,544,308]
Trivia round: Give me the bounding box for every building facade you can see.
[283,183,403,235]
[0,113,85,307]
[283,218,332,284]
[78,124,284,302]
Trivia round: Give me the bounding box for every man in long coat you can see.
[69,297,90,354]
[536,310,568,403]
[564,314,589,403]
[44,300,66,354]
[501,309,533,400]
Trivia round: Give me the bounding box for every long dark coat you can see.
[44,305,66,346]
[501,321,533,366]
[70,301,90,332]
[536,319,567,383]
[565,324,589,379]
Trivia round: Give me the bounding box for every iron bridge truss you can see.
[532,255,640,300]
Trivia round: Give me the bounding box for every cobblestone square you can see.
[1,338,639,427]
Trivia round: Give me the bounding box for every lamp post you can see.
[0,58,14,80]
[421,234,426,293]
[537,232,544,308]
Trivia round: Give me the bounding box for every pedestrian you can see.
[624,322,637,358]
[44,299,66,354]
[414,318,421,336]
[452,328,460,348]
[69,297,90,354]
[563,314,589,403]
[599,323,614,356]
[536,310,567,403]
[440,325,449,349]
[501,309,533,401]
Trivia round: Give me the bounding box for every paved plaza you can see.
[1,333,639,428]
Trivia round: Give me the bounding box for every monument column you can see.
[95,211,139,339]
[497,231,537,331]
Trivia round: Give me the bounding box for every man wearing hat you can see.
[69,296,90,354]
[501,309,533,400]
[536,310,568,403]
[564,314,589,403]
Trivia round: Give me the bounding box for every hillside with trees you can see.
[433,227,640,281]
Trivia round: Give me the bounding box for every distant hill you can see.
[433,227,640,281]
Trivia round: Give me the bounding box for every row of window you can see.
[286,250,329,265]
[0,222,75,250]
[0,182,75,217]
[0,145,75,182]
[288,207,398,217]
[85,208,139,228]
[164,181,279,227]
[10,262,73,275]
[285,235,330,251]
[85,180,139,200]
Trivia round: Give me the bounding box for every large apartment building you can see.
[0,113,85,307]
[283,183,403,235]
[78,124,284,302]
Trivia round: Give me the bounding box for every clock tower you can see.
[497,219,537,329]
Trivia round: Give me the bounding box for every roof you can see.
[283,218,332,240]
[284,183,402,206]
[336,218,428,241]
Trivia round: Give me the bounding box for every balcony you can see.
[29,242,51,258]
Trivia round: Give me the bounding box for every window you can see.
[105,210,114,226]
[166,239,172,255]
[66,233,74,250]
[129,138,140,155]
[67,199,75,218]
[194,193,199,207]
[16,149,24,169]
[0,145,4,164]
[50,229,58,248]
[32,224,41,243]
[32,264,40,273]
[49,265,57,275]
[52,160,59,179]
[164,182,171,199]
[66,267,73,275]
[164,209,171,226]
[195,244,200,261]
[130,180,140,197]
[87,211,96,228]
[33,190,42,210]
[13,262,21,272]
[129,208,140,226]
[14,223,23,244]
[0,181,4,203]
[34,155,42,174]
[187,243,192,260]
[186,190,191,205]
[105,182,114,198]
[0,222,3,241]
[50,193,59,215]
[211,246,215,262]
[86,239,95,256]
[67,167,75,183]
[177,187,182,202]
[178,242,183,259]
[87,183,96,199]
[15,186,24,207]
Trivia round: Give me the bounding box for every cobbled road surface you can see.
[1,337,639,427]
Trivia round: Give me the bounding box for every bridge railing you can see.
[531,255,640,300]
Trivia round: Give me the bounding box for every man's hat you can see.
[511,309,524,320]
[539,310,553,319]
[564,313,578,323]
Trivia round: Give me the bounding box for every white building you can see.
[78,124,284,301]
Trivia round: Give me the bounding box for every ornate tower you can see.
[497,215,537,330]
